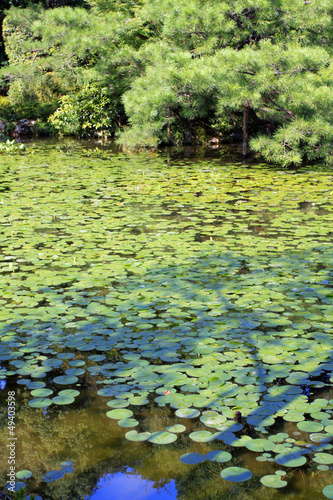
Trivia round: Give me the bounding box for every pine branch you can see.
[265,97,295,119]
[238,70,256,75]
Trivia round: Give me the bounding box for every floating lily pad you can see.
[27,381,46,389]
[69,360,85,367]
[189,430,215,442]
[206,450,232,463]
[60,460,74,467]
[30,388,53,397]
[16,470,32,480]
[52,395,75,405]
[275,451,307,467]
[148,431,177,444]
[97,388,115,397]
[297,421,324,433]
[125,430,151,442]
[117,418,139,428]
[42,470,64,482]
[175,408,200,419]
[28,397,52,408]
[88,355,106,362]
[260,475,287,488]
[57,353,75,360]
[323,485,333,499]
[310,433,333,443]
[180,453,206,464]
[6,481,26,491]
[58,389,80,397]
[128,396,149,406]
[106,409,133,420]
[166,424,186,433]
[313,453,333,465]
[65,368,85,376]
[220,467,252,482]
[53,375,78,385]
[107,399,130,409]
[245,439,275,452]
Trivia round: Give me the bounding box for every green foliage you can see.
[49,84,124,135]
[0,0,88,66]
[118,40,333,162]
[1,0,333,163]
[117,43,220,148]
[251,118,333,167]
[0,138,27,153]
[213,43,333,165]
[0,94,58,133]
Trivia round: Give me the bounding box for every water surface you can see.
[0,140,333,499]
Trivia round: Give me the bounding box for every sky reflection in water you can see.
[87,469,177,500]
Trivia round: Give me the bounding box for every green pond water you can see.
[0,140,333,500]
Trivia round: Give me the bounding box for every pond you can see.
[0,139,333,500]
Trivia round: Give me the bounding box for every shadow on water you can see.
[0,244,332,499]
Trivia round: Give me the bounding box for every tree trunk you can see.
[167,122,171,144]
[242,104,249,163]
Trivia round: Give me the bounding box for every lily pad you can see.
[275,451,307,467]
[106,409,133,420]
[297,421,324,433]
[313,453,333,465]
[245,439,275,452]
[16,470,32,480]
[166,424,186,433]
[220,467,252,483]
[52,395,75,405]
[117,418,139,428]
[6,481,26,491]
[42,470,64,482]
[30,388,53,397]
[189,430,215,442]
[60,460,74,467]
[125,430,151,442]
[53,375,78,385]
[206,450,232,463]
[148,431,177,444]
[180,453,206,464]
[323,485,333,499]
[28,397,52,408]
[175,408,200,419]
[107,399,130,409]
[260,475,287,488]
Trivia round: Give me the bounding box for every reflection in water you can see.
[87,470,177,500]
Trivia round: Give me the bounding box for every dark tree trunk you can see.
[167,122,171,143]
[183,125,192,145]
[242,104,249,163]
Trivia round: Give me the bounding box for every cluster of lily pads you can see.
[0,143,333,497]
[6,460,74,498]
[0,139,27,154]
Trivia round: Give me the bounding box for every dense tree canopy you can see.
[1,0,333,165]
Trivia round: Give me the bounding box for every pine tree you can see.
[1,0,333,165]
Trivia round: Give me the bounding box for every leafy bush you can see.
[0,95,57,134]
[49,84,124,136]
